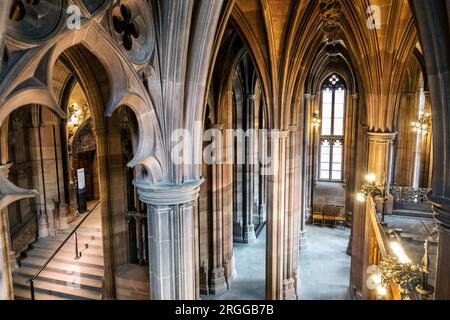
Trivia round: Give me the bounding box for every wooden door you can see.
[75,151,95,201]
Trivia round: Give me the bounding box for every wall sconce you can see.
[67,102,88,127]
[411,112,432,135]
[312,111,321,128]
[356,173,384,202]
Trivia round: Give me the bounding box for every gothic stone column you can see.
[136,179,203,300]
[349,131,396,299]
[0,0,11,67]
[0,164,14,300]
[209,124,227,294]
[265,130,288,300]
[302,94,315,239]
[410,0,450,299]
[429,196,450,299]
[283,125,300,300]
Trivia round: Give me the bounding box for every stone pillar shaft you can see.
[243,95,256,243]
[266,131,288,300]
[0,164,14,300]
[137,179,203,300]
[350,131,396,299]
[283,125,299,300]
[209,124,226,294]
[430,196,450,299]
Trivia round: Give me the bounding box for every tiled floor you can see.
[203,225,352,300]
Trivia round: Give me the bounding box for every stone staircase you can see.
[13,224,104,300]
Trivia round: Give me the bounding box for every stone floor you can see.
[202,226,267,300]
[203,224,352,300]
[299,225,351,300]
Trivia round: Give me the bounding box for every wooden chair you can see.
[323,205,336,227]
[312,204,324,226]
[334,205,346,229]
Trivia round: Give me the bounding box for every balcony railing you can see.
[367,197,403,300]
[389,186,433,213]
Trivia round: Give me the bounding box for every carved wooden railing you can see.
[367,197,402,300]
[389,186,433,213]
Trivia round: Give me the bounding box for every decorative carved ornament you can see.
[110,0,155,66]
[7,0,66,45]
[319,0,343,41]
[113,4,140,51]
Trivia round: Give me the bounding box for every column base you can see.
[10,251,19,272]
[282,278,298,300]
[346,234,353,256]
[209,267,227,295]
[299,231,307,251]
[38,211,49,239]
[224,254,237,290]
[233,224,256,243]
[58,204,68,230]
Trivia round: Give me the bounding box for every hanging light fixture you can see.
[312,111,321,128]
[411,112,432,135]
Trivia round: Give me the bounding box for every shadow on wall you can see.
[313,182,345,205]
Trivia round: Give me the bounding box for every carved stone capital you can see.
[134,179,204,206]
[266,130,290,140]
[210,123,224,131]
[366,131,397,143]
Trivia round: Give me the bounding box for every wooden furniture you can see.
[311,203,347,228]
[334,205,346,229]
[312,204,324,226]
[322,205,336,227]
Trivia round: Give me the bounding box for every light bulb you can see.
[372,273,382,285]
[71,115,79,126]
[376,286,387,296]
[356,193,366,202]
[366,173,376,183]
[390,241,410,264]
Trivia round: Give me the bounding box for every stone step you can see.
[14,287,69,300]
[19,260,104,280]
[26,246,104,260]
[22,250,104,267]
[20,255,104,273]
[14,267,102,291]
[27,242,103,259]
[14,275,100,300]
[32,237,103,250]
[52,232,103,243]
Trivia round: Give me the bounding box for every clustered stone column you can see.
[430,196,450,299]
[208,124,227,294]
[0,0,11,67]
[136,179,203,300]
[0,164,14,300]
[350,131,396,299]
[265,130,288,300]
[419,91,433,188]
[282,125,301,300]
[301,94,317,250]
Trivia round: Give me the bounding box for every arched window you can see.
[319,74,346,181]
